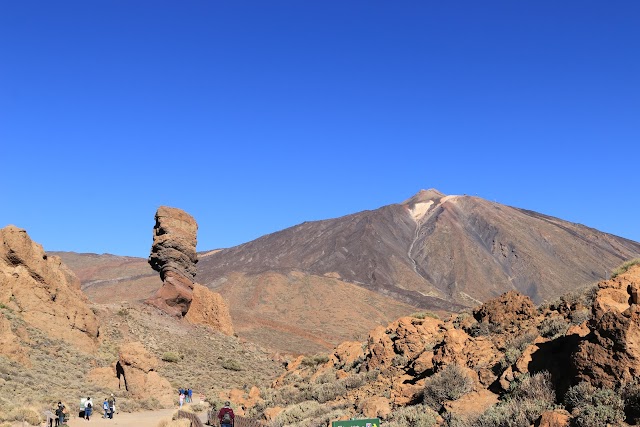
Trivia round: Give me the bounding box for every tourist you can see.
[108,393,116,418]
[102,398,109,419]
[84,397,93,420]
[179,391,185,409]
[218,401,235,427]
[187,388,192,403]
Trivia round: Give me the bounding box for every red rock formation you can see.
[184,283,234,335]
[146,207,233,334]
[473,290,537,328]
[572,265,640,389]
[0,225,99,351]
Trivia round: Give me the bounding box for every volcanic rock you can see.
[0,225,99,350]
[149,206,198,281]
[573,265,640,389]
[184,283,234,335]
[146,207,234,334]
[473,290,537,328]
[118,341,174,406]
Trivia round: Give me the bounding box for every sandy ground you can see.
[64,408,207,427]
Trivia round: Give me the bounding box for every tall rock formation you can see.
[0,225,99,351]
[147,207,233,335]
[147,206,199,316]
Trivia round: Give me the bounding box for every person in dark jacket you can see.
[218,401,234,427]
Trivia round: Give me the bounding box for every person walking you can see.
[218,401,235,427]
[108,394,116,419]
[187,388,192,403]
[84,397,93,420]
[55,402,65,427]
[102,398,109,419]
[179,391,185,409]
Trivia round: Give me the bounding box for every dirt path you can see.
[66,408,206,427]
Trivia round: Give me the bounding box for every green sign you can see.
[332,419,381,427]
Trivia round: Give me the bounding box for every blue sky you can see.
[1,1,638,257]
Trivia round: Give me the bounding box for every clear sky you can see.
[1,1,638,257]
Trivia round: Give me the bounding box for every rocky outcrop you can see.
[147,207,198,316]
[149,206,198,281]
[0,225,99,350]
[473,290,536,329]
[88,341,174,407]
[184,283,234,335]
[572,265,640,389]
[146,207,233,334]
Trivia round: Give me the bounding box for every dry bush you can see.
[538,316,570,338]
[4,407,42,425]
[387,403,437,427]
[301,354,330,367]
[424,364,474,411]
[472,372,555,427]
[564,382,624,427]
[157,418,191,427]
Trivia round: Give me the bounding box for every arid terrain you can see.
[2,191,640,427]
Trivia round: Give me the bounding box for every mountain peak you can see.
[402,189,446,206]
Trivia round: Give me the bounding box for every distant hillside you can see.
[198,189,640,308]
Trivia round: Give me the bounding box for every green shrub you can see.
[221,359,243,371]
[424,364,474,411]
[301,354,329,367]
[411,311,440,320]
[611,258,640,279]
[162,352,181,363]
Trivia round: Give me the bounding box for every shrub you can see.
[6,407,42,425]
[569,309,590,325]
[301,354,329,367]
[508,371,555,404]
[221,359,243,371]
[472,372,555,427]
[386,403,437,427]
[538,316,569,338]
[411,311,440,320]
[564,382,624,427]
[424,364,474,411]
[162,352,181,363]
[611,258,640,279]
[188,403,208,412]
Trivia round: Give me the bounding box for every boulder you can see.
[0,225,99,350]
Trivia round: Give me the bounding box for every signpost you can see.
[332,419,381,427]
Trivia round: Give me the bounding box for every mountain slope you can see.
[198,189,640,308]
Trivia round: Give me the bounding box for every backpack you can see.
[222,412,231,423]
[87,402,92,408]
